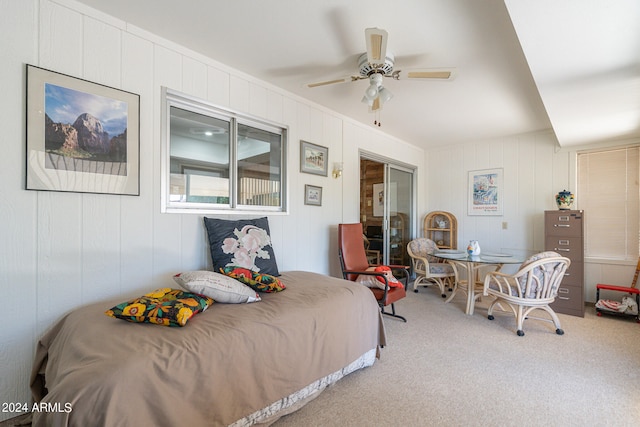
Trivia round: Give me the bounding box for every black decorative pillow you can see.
[204,217,280,276]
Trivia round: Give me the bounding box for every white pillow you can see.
[355,267,385,290]
[355,266,401,290]
[173,270,261,304]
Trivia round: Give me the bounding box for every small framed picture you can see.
[300,140,328,176]
[304,184,322,206]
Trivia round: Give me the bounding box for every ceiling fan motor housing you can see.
[358,52,395,77]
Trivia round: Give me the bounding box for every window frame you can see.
[161,87,288,214]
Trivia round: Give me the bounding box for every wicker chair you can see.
[483,251,570,336]
[406,238,455,298]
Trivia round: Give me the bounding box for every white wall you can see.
[0,0,426,418]
[427,131,566,254]
[426,130,640,304]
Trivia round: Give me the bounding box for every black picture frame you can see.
[26,64,140,195]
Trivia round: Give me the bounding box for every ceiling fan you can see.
[305,28,455,113]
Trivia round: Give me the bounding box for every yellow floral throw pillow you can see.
[105,288,213,327]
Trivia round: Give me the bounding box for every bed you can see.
[30,270,385,426]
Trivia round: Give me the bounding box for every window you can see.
[577,146,639,261]
[162,88,287,213]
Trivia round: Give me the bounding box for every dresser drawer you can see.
[545,211,583,237]
[551,284,584,317]
[544,237,583,261]
[560,262,584,286]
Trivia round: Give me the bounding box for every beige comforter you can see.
[30,271,385,426]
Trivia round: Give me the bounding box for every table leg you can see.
[465,261,476,315]
[444,260,478,314]
[447,261,500,315]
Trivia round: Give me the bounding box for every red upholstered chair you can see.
[338,223,408,322]
[596,257,640,321]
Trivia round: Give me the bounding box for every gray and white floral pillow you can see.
[204,217,280,276]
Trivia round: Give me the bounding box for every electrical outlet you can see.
[502,222,508,229]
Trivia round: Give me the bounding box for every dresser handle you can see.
[554,224,570,227]
[554,248,570,252]
[558,288,569,294]
[558,240,569,245]
[558,296,570,300]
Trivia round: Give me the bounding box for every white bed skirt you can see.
[232,348,378,427]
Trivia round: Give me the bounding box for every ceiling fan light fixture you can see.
[364,83,378,100]
[362,73,391,111]
[378,86,393,103]
[362,72,383,102]
[368,87,392,112]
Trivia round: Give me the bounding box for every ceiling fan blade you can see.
[304,75,359,88]
[371,97,381,111]
[402,68,456,80]
[365,27,388,66]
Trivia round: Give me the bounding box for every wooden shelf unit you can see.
[423,211,457,249]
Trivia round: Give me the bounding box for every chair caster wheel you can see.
[487,315,494,321]
[517,330,524,336]
[596,312,602,316]
[441,294,446,298]
[414,289,419,293]
[556,329,564,335]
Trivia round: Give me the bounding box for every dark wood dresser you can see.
[544,210,585,317]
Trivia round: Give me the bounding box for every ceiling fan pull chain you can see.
[374,111,381,127]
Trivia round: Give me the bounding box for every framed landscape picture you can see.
[468,168,503,215]
[25,65,140,195]
[300,140,328,176]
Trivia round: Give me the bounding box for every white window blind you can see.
[577,147,640,260]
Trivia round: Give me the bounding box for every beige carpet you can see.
[273,285,640,427]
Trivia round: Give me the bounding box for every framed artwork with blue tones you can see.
[468,168,503,216]
[26,65,140,195]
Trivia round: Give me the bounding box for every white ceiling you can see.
[73,0,640,150]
